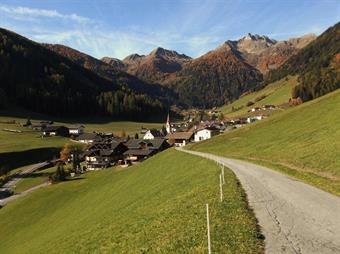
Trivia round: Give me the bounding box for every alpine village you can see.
[0,2,339,254]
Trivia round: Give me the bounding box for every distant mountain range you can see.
[99,32,316,107]
[0,22,338,118]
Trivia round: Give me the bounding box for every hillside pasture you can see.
[190,89,340,195]
[0,149,263,254]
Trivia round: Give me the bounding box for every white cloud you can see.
[0,5,92,24]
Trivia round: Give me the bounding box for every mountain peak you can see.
[150,47,167,56]
[149,47,191,60]
[237,33,277,54]
[123,53,144,62]
[242,33,276,44]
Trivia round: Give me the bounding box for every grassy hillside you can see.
[0,149,263,253]
[190,89,340,195]
[219,75,297,118]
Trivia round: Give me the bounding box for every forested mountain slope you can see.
[265,22,340,101]
[0,28,166,119]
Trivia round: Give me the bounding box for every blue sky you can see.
[0,0,339,59]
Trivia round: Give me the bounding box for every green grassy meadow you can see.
[190,89,340,195]
[0,112,162,174]
[219,76,297,118]
[0,149,263,254]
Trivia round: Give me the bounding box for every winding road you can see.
[178,148,340,254]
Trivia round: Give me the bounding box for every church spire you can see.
[166,112,171,134]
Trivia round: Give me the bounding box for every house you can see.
[123,149,156,163]
[165,132,194,147]
[194,127,220,142]
[84,150,110,170]
[42,126,69,137]
[124,138,169,162]
[30,124,46,131]
[143,129,163,140]
[249,107,261,112]
[69,125,85,136]
[84,139,128,170]
[77,133,102,144]
[262,104,276,110]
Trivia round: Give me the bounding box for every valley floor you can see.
[0,149,263,254]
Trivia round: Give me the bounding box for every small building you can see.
[42,126,69,137]
[143,129,163,140]
[84,150,111,170]
[123,149,156,162]
[262,104,276,110]
[77,133,102,144]
[165,132,194,147]
[30,124,46,131]
[194,127,220,142]
[124,138,169,162]
[84,140,128,170]
[69,125,85,136]
[249,107,261,112]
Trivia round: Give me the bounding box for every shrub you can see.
[50,163,67,183]
[254,94,267,102]
[246,101,254,107]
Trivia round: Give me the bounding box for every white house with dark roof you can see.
[194,127,219,142]
[69,125,85,136]
[143,129,163,140]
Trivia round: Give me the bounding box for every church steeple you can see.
[166,113,171,134]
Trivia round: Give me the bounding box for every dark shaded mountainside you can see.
[0,28,167,120]
[265,22,340,102]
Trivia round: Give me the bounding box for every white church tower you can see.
[166,113,171,134]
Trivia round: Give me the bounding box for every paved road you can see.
[178,148,340,254]
[0,162,49,190]
[0,182,49,206]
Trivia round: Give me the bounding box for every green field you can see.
[0,149,263,254]
[190,89,340,195]
[0,112,162,174]
[219,76,297,118]
[0,110,163,136]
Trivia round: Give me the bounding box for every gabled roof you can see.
[145,129,163,137]
[69,125,85,130]
[125,138,166,150]
[77,133,101,141]
[197,126,219,132]
[123,149,155,156]
[43,126,68,132]
[165,132,194,140]
[100,149,115,156]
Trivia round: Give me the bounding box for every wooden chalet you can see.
[42,126,69,137]
[165,132,194,147]
[83,139,128,170]
[124,138,169,162]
